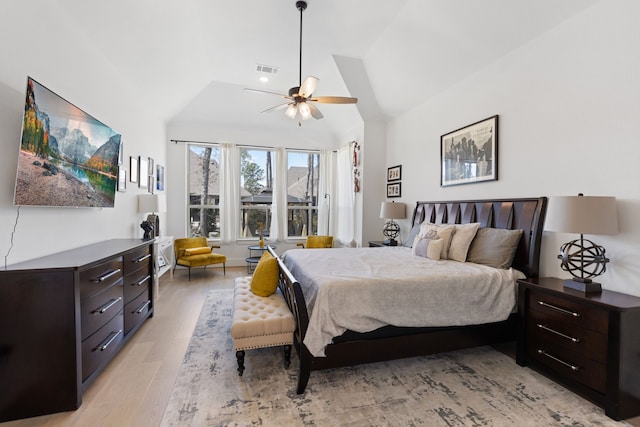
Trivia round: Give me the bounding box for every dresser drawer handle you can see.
[133,254,152,263]
[536,324,580,343]
[537,301,581,317]
[537,349,579,371]
[97,329,123,351]
[134,275,151,286]
[95,297,123,314]
[135,300,152,314]
[92,268,121,282]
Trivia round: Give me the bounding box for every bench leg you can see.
[236,350,245,376]
[283,345,292,369]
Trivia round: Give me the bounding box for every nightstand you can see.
[516,277,640,420]
[369,241,390,247]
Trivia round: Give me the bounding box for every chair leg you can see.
[223,263,226,275]
[188,266,191,281]
[236,350,245,376]
[283,345,292,368]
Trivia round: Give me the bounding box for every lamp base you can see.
[563,278,602,293]
[383,239,398,246]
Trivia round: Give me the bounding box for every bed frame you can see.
[270,196,548,394]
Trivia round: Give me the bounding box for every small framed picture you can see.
[147,175,154,193]
[138,156,148,189]
[387,165,401,182]
[156,165,165,191]
[117,168,126,192]
[130,156,138,183]
[118,138,124,165]
[148,157,154,176]
[387,182,401,198]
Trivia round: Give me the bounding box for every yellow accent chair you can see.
[296,235,334,249]
[173,237,226,280]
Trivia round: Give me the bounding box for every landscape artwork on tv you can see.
[14,77,122,208]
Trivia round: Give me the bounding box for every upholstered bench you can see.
[231,276,295,376]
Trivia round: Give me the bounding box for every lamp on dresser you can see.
[379,201,406,246]
[138,194,166,239]
[545,193,618,292]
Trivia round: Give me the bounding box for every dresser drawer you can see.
[82,310,124,381]
[527,309,608,364]
[123,268,152,304]
[79,257,123,300]
[527,337,606,393]
[527,290,608,334]
[80,281,124,339]
[124,290,152,334]
[123,246,152,276]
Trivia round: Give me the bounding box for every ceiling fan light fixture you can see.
[285,104,298,119]
[299,102,311,120]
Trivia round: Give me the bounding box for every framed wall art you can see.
[387,182,401,198]
[117,168,126,192]
[138,156,148,189]
[156,165,165,191]
[387,165,401,182]
[441,115,498,187]
[129,156,138,183]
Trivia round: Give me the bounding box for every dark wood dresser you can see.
[0,239,154,422]
[517,277,640,420]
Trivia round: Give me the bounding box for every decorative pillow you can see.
[448,223,481,262]
[419,223,455,259]
[184,246,211,256]
[403,223,422,248]
[250,251,279,297]
[467,228,524,269]
[412,235,443,260]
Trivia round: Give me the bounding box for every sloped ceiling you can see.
[55,0,598,140]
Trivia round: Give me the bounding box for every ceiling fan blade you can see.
[299,76,319,98]
[260,102,292,114]
[244,88,292,100]
[310,96,358,104]
[307,102,323,119]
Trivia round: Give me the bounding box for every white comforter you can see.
[282,246,525,357]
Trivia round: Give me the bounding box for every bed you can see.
[270,196,547,394]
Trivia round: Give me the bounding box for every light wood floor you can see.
[4,265,639,427]
[2,266,246,427]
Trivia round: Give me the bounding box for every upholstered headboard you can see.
[411,197,547,278]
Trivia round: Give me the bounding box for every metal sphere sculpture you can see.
[558,238,609,282]
[383,221,400,241]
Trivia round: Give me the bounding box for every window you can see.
[187,144,220,238]
[287,151,320,237]
[239,147,273,239]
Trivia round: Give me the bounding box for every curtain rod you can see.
[170,139,336,152]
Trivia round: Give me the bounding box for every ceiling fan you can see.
[245,0,357,125]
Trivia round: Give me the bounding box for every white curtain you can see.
[317,149,332,236]
[335,143,355,247]
[269,147,288,242]
[220,143,239,243]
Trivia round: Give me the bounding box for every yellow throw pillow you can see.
[184,247,211,256]
[250,252,279,297]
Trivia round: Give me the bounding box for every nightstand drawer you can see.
[527,339,606,393]
[527,290,608,334]
[526,310,607,364]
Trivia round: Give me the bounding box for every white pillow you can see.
[448,223,481,262]
[412,236,443,260]
[419,223,455,259]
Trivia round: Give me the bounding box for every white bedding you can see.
[282,246,525,357]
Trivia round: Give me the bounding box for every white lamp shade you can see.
[380,201,406,220]
[138,194,166,213]
[545,195,618,235]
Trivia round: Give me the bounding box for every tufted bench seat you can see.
[231,276,295,376]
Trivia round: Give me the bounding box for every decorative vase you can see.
[259,234,265,248]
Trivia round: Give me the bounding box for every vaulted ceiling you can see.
[56,0,598,140]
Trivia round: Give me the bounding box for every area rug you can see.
[161,289,628,427]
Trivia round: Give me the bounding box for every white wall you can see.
[0,2,166,265]
[386,0,640,296]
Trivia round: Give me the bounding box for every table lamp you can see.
[379,201,406,246]
[138,194,167,239]
[545,193,618,292]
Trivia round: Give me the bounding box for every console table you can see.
[0,239,154,422]
[245,245,276,273]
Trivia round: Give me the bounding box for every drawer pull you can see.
[97,329,122,351]
[133,254,152,263]
[134,275,151,286]
[95,297,123,314]
[537,349,579,371]
[537,300,581,317]
[536,324,580,343]
[92,268,121,282]
[135,300,152,314]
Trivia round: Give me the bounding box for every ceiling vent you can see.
[256,64,279,75]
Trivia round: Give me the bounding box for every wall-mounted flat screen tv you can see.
[13,77,122,208]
